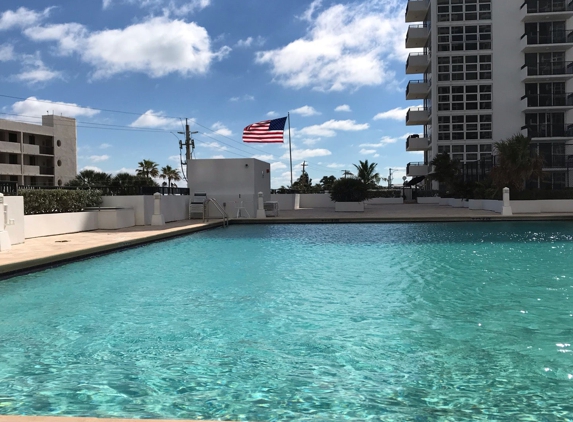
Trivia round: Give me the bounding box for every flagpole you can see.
[288,112,293,187]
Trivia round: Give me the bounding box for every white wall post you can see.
[151,192,166,226]
[502,187,513,216]
[256,191,266,219]
[0,193,12,251]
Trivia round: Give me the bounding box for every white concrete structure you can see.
[187,158,271,217]
[405,0,573,189]
[0,115,77,187]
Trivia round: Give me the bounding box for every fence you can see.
[15,185,190,196]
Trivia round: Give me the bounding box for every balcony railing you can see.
[521,92,573,107]
[522,61,573,76]
[522,123,573,137]
[40,166,54,175]
[522,0,573,13]
[39,146,54,155]
[539,154,573,168]
[522,29,573,45]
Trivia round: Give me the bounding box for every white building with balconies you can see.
[0,115,77,187]
[404,0,573,189]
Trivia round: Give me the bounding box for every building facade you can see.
[0,115,77,187]
[405,0,573,189]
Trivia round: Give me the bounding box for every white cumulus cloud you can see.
[10,97,99,122]
[326,163,346,168]
[373,106,421,121]
[359,136,401,147]
[13,53,64,85]
[130,110,180,129]
[25,17,230,79]
[282,148,331,160]
[291,105,321,117]
[360,149,376,155]
[335,104,351,112]
[298,119,369,137]
[0,7,52,31]
[89,155,109,163]
[103,0,211,16]
[0,44,14,61]
[211,122,232,137]
[253,154,274,161]
[271,161,287,170]
[255,1,407,91]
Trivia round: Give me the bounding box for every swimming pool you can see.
[1,222,572,421]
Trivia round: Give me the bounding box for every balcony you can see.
[406,107,431,126]
[22,144,40,155]
[539,154,572,168]
[406,135,431,151]
[405,24,430,49]
[407,162,429,177]
[406,80,431,100]
[520,30,573,52]
[0,140,21,154]
[520,0,573,22]
[40,166,55,175]
[23,165,40,175]
[40,146,54,155]
[521,61,573,81]
[405,0,430,22]
[406,52,430,74]
[521,123,573,139]
[520,92,573,111]
[0,164,21,174]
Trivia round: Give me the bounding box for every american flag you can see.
[242,117,287,143]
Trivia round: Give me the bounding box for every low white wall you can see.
[4,196,25,245]
[98,208,136,230]
[417,197,440,204]
[299,194,333,208]
[101,196,146,225]
[25,211,98,239]
[511,200,573,214]
[102,195,189,225]
[270,194,296,211]
[468,199,483,210]
[367,198,403,205]
[482,200,503,213]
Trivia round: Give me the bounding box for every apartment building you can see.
[405,0,573,189]
[0,115,77,186]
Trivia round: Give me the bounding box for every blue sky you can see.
[0,0,420,188]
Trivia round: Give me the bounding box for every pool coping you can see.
[2,210,573,279]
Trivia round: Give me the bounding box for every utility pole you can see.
[388,168,394,188]
[184,118,198,164]
[301,161,308,175]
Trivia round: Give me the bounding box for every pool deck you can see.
[1,203,573,277]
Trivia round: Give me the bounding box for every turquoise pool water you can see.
[1,222,573,421]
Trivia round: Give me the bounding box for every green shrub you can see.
[21,189,103,215]
[511,189,573,200]
[330,178,368,202]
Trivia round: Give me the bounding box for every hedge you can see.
[21,189,103,215]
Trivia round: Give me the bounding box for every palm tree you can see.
[490,133,544,192]
[353,160,381,188]
[341,170,354,179]
[160,165,181,194]
[136,159,159,179]
[428,153,460,194]
[65,169,112,187]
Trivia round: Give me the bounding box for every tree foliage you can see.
[490,133,544,192]
[427,153,460,193]
[160,165,181,188]
[329,178,368,202]
[353,160,381,188]
[137,159,159,179]
[65,170,112,188]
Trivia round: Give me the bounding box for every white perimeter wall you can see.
[4,196,24,245]
[102,195,189,225]
[25,211,98,239]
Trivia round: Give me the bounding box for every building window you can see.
[8,133,17,143]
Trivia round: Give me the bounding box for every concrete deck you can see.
[1,203,572,277]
